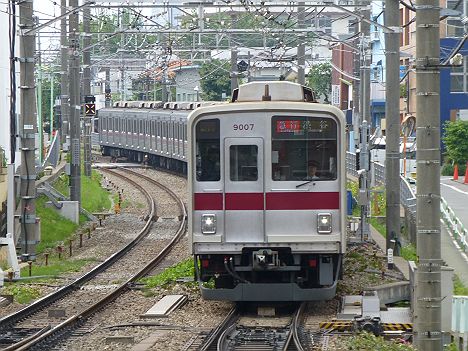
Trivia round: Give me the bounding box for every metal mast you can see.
[414,0,442,348]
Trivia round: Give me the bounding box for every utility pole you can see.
[230,47,238,93]
[384,0,401,256]
[35,17,43,164]
[352,20,361,150]
[60,0,69,145]
[297,2,306,85]
[18,0,39,259]
[69,0,81,205]
[105,67,111,108]
[414,0,442,348]
[358,1,371,241]
[83,1,92,177]
[49,72,54,139]
[360,3,371,125]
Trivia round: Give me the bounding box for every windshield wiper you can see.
[296,180,316,188]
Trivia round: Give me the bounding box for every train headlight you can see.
[201,214,216,234]
[317,213,332,234]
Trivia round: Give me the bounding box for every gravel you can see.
[1,161,409,351]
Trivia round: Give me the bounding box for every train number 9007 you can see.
[233,123,254,131]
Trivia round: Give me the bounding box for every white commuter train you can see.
[188,81,346,301]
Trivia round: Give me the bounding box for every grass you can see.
[20,257,95,278]
[453,274,468,295]
[0,284,42,304]
[54,170,111,214]
[339,332,416,351]
[35,195,79,254]
[142,258,195,288]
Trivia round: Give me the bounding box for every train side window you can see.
[271,116,337,181]
[195,119,220,181]
[229,145,258,181]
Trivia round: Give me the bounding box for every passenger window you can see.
[271,116,337,181]
[195,119,220,181]
[230,145,258,181]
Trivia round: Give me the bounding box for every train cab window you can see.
[195,119,220,181]
[230,145,258,181]
[271,116,337,181]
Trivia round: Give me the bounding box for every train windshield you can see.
[271,116,337,181]
[195,119,220,181]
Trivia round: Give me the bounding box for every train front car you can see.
[188,81,346,301]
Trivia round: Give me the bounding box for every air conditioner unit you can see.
[370,31,380,42]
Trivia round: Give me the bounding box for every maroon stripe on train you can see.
[194,192,340,211]
[225,193,264,210]
[266,192,340,210]
[194,193,223,210]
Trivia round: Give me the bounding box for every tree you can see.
[199,59,231,101]
[443,120,468,166]
[307,62,332,103]
[39,73,61,134]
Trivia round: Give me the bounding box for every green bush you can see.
[1,284,41,304]
[142,258,195,288]
[343,332,416,350]
[441,162,466,176]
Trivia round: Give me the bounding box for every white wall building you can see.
[0,8,11,159]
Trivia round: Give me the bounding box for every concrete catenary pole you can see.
[414,0,442,348]
[358,1,371,240]
[105,67,111,108]
[60,0,69,144]
[297,2,305,85]
[384,0,401,256]
[69,0,81,205]
[353,20,361,148]
[83,1,92,177]
[35,17,43,164]
[360,3,371,125]
[18,0,39,259]
[230,47,238,93]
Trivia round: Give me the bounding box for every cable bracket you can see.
[17,57,36,63]
[417,229,440,234]
[416,92,439,96]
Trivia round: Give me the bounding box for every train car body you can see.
[188,82,346,301]
[98,102,192,173]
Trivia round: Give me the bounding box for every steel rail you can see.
[198,307,239,351]
[13,168,187,350]
[0,169,156,350]
[16,168,187,351]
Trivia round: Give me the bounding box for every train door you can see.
[223,138,264,243]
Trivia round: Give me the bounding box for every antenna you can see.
[262,84,271,101]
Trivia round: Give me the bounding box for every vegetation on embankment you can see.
[0,168,111,304]
[347,181,417,262]
[53,170,111,214]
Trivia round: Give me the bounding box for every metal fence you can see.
[43,133,60,168]
[346,151,417,220]
[441,197,468,253]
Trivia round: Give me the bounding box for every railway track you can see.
[183,302,327,351]
[0,167,187,350]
